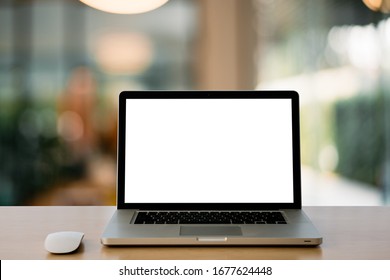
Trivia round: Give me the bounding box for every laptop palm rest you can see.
[180,226,242,236]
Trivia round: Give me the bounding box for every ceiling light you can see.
[80,0,169,14]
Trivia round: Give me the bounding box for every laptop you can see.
[101,90,322,246]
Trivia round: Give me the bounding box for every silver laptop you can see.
[101,90,322,246]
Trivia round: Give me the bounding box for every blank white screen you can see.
[124,98,294,203]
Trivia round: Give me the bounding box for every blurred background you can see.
[1,0,390,206]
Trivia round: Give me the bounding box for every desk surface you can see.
[1,206,389,260]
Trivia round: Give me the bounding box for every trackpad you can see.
[180,226,242,236]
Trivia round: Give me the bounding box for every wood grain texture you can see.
[0,206,389,260]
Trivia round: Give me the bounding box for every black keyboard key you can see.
[134,211,287,224]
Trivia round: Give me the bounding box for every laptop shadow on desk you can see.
[100,245,323,260]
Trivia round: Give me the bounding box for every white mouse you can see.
[44,231,84,254]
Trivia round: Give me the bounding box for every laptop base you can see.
[101,209,322,246]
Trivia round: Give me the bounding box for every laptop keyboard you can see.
[134,211,287,224]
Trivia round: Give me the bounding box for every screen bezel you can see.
[117,90,302,210]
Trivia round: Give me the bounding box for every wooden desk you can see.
[0,206,389,260]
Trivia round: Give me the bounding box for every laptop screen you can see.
[121,93,298,206]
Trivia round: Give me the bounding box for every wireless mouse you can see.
[44,231,84,254]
